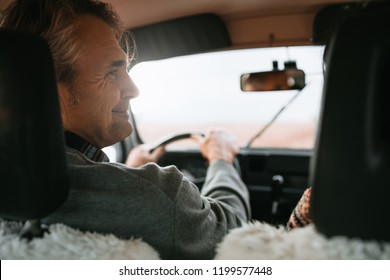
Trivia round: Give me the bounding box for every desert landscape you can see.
[137,122,317,150]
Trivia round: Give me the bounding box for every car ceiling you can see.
[105,0,349,48]
[0,0,349,48]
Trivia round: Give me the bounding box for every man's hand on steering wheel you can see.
[125,144,165,167]
[193,130,239,165]
[125,130,239,168]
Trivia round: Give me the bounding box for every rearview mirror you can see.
[241,69,305,92]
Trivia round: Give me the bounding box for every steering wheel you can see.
[148,132,241,176]
[149,132,204,153]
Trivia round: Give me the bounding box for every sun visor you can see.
[130,13,231,65]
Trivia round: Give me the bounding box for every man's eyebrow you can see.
[110,59,128,68]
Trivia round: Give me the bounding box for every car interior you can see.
[1,0,390,259]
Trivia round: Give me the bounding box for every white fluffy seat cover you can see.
[215,222,390,259]
[0,220,160,259]
[3,220,390,260]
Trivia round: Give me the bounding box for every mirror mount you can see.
[284,60,297,69]
[272,60,279,71]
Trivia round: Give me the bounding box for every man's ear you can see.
[57,83,67,101]
[56,83,72,128]
[57,83,74,108]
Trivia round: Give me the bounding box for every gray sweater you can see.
[44,147,250,259]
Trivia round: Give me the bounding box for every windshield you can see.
[130,46,324,150]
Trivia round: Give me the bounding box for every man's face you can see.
[59,15,139,148]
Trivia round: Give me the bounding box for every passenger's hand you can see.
[125,144,165,167]
[194,130,239,164]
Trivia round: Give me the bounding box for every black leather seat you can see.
[310,3,390,242]
[0,29,69,237]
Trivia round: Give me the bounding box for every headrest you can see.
[310,4,390,241]
[0,29,69,220]
[312,2,366,45]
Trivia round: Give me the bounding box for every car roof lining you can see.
[130,13,231,65]
[0,0,359,50]
[128,3,356,63]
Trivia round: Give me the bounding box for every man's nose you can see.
[121,72,139,99]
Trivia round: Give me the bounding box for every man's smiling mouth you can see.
[112,109,129,118]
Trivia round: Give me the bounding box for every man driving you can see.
[0,0,250,259]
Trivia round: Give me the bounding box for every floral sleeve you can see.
[286,187,312,231]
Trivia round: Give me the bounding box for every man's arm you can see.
[171,161,250,259]
[201,159,251,222]
[123,130,250,259]
[199,130,250,223]
[171,131,250,259]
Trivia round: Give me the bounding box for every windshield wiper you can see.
[245,88,305,148]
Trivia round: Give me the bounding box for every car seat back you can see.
[0,29,69,230]
[310,3,390,241]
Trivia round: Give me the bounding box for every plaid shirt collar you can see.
[64,131,110,163]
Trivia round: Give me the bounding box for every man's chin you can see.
[110,121,133,142]
[123,122,133,138]
[120,123,133,138]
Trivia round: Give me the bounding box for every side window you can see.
[102,142,123,162]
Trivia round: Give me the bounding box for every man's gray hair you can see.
[0,0,134,103]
